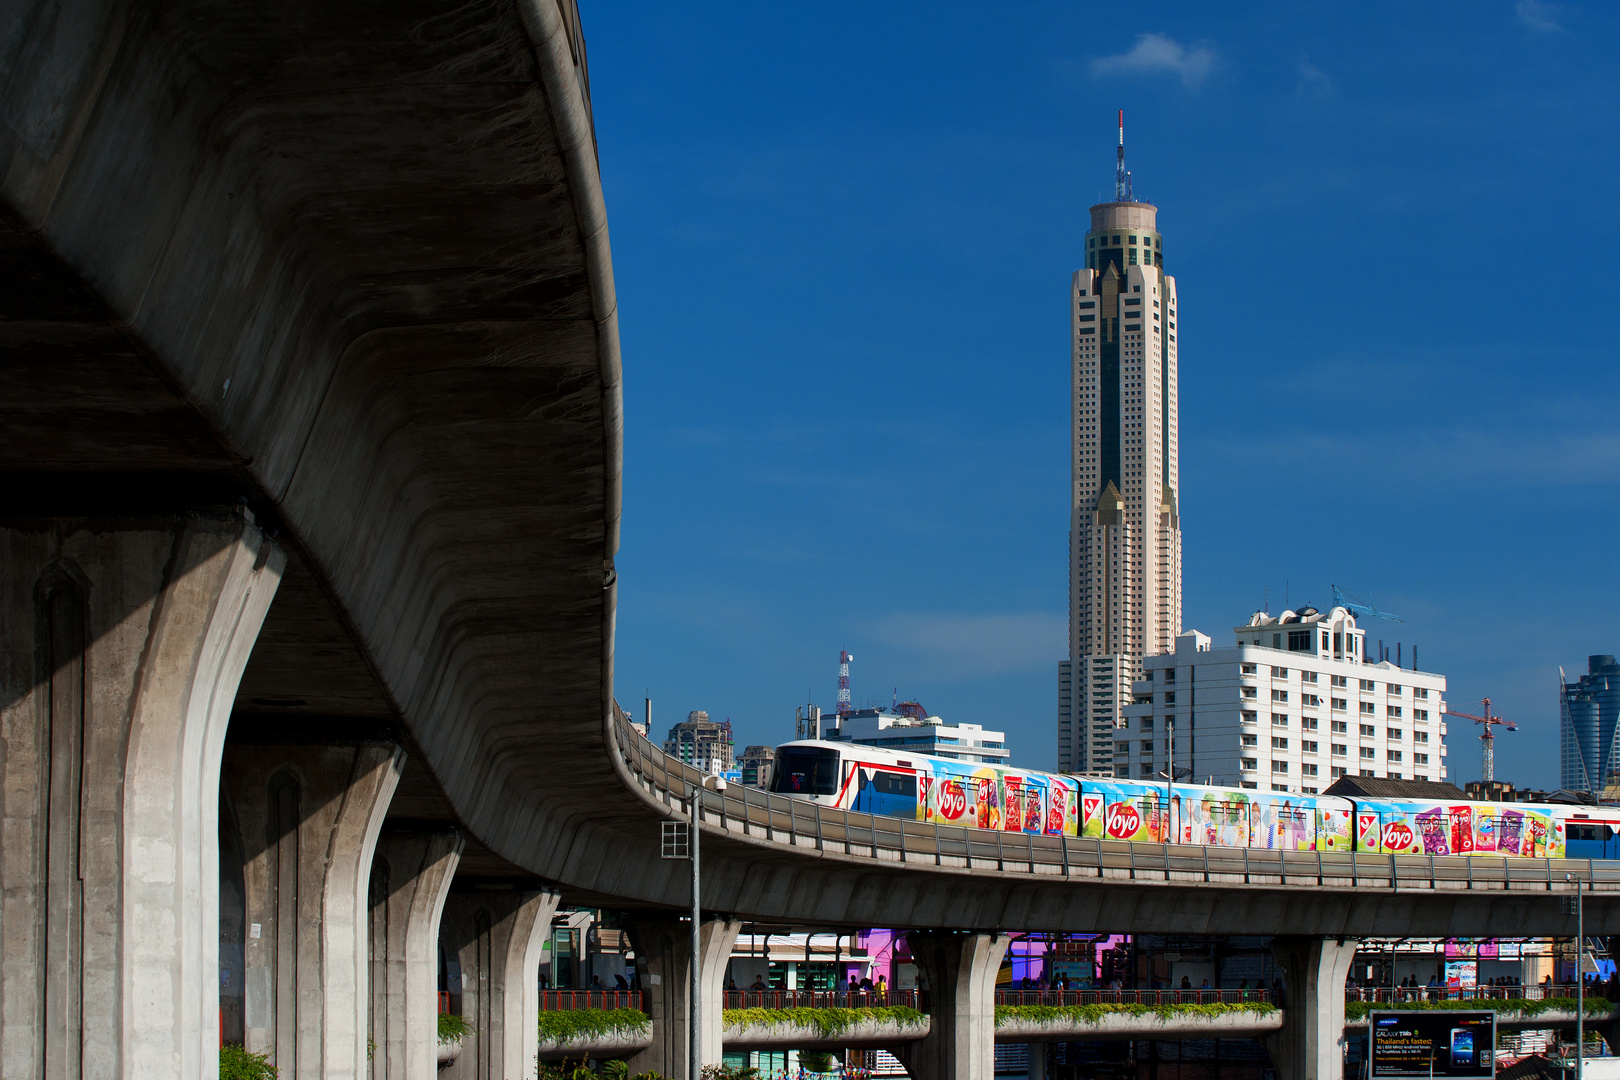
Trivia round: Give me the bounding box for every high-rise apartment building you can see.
[663,710,735,773]
[1560,655,1620,792]
[1120,610,1448,792]
[1059,116,1182,774]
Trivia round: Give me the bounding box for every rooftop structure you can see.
[663,710,735,774]
[817,706,1010,766]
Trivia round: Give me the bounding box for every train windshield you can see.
[770,747,841,796]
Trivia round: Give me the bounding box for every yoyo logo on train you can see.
[1106,803,1141,839]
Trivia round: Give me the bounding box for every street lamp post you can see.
[662,776,722,1080]
[689,783,701,1080]
[1566,873,1585,1080]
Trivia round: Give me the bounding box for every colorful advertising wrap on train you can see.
[921,763,1079,835]
[1173,788,1251,847]
[1355,802,1563,857]
[1080,781,1167,843]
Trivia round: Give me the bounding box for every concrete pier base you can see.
[0,513,282,1080]
[1263,935,1361,1080]
[439,887,560,1080]
[368,830,464,1079]
[222,740,404,1079]
[893,930,1011,1080]
[626,917,745,1080]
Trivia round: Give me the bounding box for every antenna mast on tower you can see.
[836,650,854,719]
[1115,110,1132,202]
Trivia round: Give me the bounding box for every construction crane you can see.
[1443,698,1517,783]
[1331,584,1404,623]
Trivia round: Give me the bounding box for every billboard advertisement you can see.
[1359,802,1563,857]
[1370,1012,1495,1079]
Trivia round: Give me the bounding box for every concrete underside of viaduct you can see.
[6,0,1620,946]
[5,2,1620,1077]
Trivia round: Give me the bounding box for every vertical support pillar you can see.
[1028,1041,1048,1080]
[224,740,405,1079]
[368,830,463,1079]
[892,931,1011,1080]
[1262,936,1360,1080]
[438,887,560,1080]
[626,917,744,1080]
[0,512,283,1080]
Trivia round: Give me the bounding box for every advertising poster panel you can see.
[1365,802,1564,858]
[1444,961,1477,989]
[1085,781,1166,843]
[1046,776,1079,837]
[1249,793,1317,850]
[1370,1012,1494,1079]
[924,761,975,828]
[1002,772,1049,834]
[1173,788,1252,847]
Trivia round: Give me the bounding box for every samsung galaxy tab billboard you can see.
[1370,1012,1495,1079]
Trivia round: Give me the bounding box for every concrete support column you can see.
[223,741,405,1079]
[1262,936,1361,1080]
[368,831,464,1079]
[0,512,283,1080]
[438,887,561,1080]
[892,930,1011,1080]
[1028,1042,1048,1080]
[626,917,745,1080]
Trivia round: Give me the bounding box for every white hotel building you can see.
[1117,606,1448,794]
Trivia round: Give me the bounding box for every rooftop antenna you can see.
[837,650,854,721]
[1115,110,1132,202]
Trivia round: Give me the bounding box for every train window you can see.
[872,773,917,798]
[769,748,841,795]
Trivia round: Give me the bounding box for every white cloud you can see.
[1296,55,1333,98]
[1090,34,1217,89]
[1516,0,1564,32]
[871,612,1066,678]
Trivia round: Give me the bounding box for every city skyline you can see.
[594,2,1620,790]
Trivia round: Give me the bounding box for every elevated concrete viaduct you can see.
[2,2,1617,1078]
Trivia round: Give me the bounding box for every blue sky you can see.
[589,2,1620,790]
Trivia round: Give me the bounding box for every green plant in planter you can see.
[438,1012,472,1045]
[220,1044,278,1080]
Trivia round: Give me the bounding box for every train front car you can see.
[768,740,848,805]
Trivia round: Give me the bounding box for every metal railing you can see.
[539,990,647,1011]
[1346,984,1612,1004]
[610,714,1616,892]
[995,988,1278,1006]
[724,989,919,1010]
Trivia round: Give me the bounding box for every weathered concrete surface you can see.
[223,740,404,1078]
[439,888,559,1080]
[369,830,464,1080]
[893,932,1010,1080]
[537,1030,654,1060]
[722,1015,930,1050]
[627,918,745,1079]
[1264,937,1360,1080]
[996,1008,1283,1042]
[0,514,282,1080]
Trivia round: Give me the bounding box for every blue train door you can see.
[852,768,918,818]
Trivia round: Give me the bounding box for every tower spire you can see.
[1114,110,1131,202]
